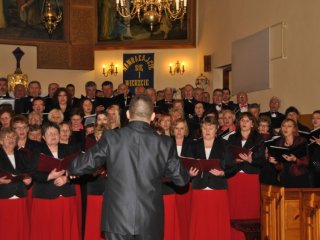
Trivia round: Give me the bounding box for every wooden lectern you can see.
[261,184,320,240]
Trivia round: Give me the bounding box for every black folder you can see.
[268,144,307,163]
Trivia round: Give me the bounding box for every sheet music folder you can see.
[38,152,80,172]
[268,144,307,163]
[179,157,222,171]
[229,145,252,158]
[0,169,32,181]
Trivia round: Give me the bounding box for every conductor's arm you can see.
[164,139,190,186]
[68,134,108,176]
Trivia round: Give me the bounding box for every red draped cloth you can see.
[30,196,80,240]
[189,189,231,240]
[84,195,104,240]
[163,194,181,240]
[0,198,30,240]
[175,184,192,240]
[228,172,260,240]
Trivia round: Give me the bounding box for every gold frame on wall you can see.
[0,0,95,70]
[95,0,197,50]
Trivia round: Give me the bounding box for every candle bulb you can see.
[102,64,106,75]
[175,0,180,11]
[184,0,187,7]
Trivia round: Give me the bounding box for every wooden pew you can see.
[261,184,320,240]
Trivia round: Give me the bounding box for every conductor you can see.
[68,94,190,240]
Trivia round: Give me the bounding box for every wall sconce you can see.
[169,61,185,76]
[102,63,118,77]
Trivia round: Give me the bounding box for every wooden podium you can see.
[261,184,320,240]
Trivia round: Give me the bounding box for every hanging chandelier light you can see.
[116,0,187,31]
[41,0,63,38]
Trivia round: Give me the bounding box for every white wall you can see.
[198,0,320,114]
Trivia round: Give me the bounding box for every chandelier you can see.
[116,0,187,31]
[41,0,63,38]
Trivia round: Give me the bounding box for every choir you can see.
[0,77,319,240]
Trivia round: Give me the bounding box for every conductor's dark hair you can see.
[129,94,154,119]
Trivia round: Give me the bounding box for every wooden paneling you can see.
[261,185,320,240]
[299,114,312,129]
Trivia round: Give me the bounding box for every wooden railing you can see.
[261,184,320,240]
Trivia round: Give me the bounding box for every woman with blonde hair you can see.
[107,105,121,129]
[171,118,193,240]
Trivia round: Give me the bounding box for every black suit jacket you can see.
[0,148,31,198]
[225,131,266,177]
[156,99,173,114]
[191,137,230,189]
[69,121,189,238]
[183,98,197,117]
[14,96,34,114]
[260,111,285,129]
[32,143,77,199]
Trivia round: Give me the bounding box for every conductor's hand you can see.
[54,176,68,187]
[47,169,65,181]
[65,170,79,180]
[0,176,11,184]
[189,167,199,177]
[209,169,225,176]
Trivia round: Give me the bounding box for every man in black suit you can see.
[66,83,80,108]
[260,96,285,129]
[0,77,12,99]
[117,83,132,109]
[156,87,174,113]
[183,84,196,117]
[68,94,189,240]
[14,80,42,114]
[222,87,236,111]
[44,82,59,111]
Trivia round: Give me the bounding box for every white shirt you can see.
[204,147,214,190]
[176,146,182,157]
[7,154,16,169]
[205,147,211,159]
[52,152,58,159]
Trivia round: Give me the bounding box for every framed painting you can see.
[95,0,196,50]
[0,1,95,70]
[0,0,65,42]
